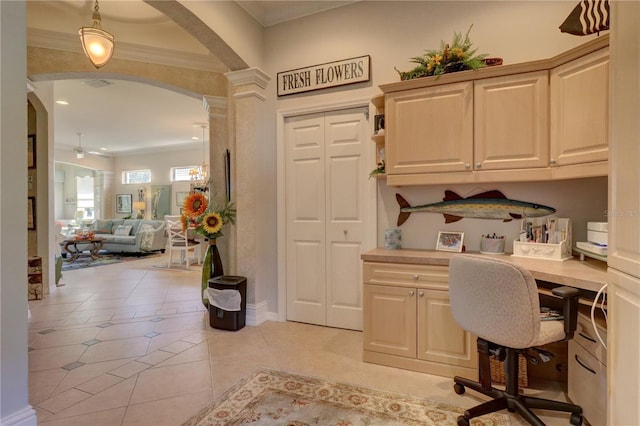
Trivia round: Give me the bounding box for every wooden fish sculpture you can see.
[396,190,556,226]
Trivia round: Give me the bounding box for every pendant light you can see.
[189,124,209,190]
[78,0,115,69]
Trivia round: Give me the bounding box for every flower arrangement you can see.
[181,192,235,240]
[395,26,489,81]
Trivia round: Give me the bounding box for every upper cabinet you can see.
[386,82,473,175]
[474,71,549,171]
[378,35,609,186]
[550,47,609,171]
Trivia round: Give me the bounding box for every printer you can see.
[576,222,608,256]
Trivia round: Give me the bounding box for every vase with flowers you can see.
[181,191,236,307]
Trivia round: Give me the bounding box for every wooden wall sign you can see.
[277,55,370,96]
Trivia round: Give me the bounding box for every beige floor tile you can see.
[38,407,127,426]
[145,330,194,353]
[136,350,175,366]
[44,376,136,421]
[28,369,68,405]
[29,345,87,372]
[52,358,136,396]
[79,337,150,363]
[29,327,101,349]
[96,321,156,341]
[36,388,92,414]
[129,359,211,405]
[121,390,213,426]
[109,360,152,378]
[75,373,124,394]
[151,313,208,333]
[155,341,208,367]
[159,340,194,354]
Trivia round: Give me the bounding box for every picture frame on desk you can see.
[436,231,464,252]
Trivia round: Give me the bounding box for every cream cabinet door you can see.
[363,284,417,358]
[550,48,609,167]
[385,82,473,174]
[416,289,477,369]
[474,71,549,170]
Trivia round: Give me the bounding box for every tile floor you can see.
[29,253,573,425]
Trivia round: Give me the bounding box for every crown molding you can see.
[225,68,271,89]
[28,28,226,73]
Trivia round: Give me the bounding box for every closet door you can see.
[285,108,368,330]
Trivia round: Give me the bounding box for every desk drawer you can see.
[575,312,607,365]
[568,341,607,426]
[363,262,449,289]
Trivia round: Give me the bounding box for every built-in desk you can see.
[361,248,608,293]
[361,248,608,426]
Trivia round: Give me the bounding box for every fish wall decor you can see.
[396,190,556,226]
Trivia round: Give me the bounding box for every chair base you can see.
[453,348,582,426]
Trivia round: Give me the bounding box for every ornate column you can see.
[225,68,270,316]
[202,95,231,271]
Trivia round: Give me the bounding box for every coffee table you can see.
[62,237,106,262]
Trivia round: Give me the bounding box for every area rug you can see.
[61,252,161,271]
[181,367,509,426]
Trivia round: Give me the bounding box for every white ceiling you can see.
[27,1,356,157]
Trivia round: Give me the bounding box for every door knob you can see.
[409,290,415,296]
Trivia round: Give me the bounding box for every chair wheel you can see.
[457,415,470,426]
[570,413,583,425]
[453,383,465,395]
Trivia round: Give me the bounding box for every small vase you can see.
[201,239,224,307]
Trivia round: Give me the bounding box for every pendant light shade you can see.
[79,0,114,68]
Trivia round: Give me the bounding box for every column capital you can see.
[225,67,271,90]
[202,95,227,112]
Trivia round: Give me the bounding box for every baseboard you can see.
[1,406,37,426]
[246,301,278,326]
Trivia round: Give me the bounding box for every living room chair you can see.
[165,215,201,269]
[448,254,583,426]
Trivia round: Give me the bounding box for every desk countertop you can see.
[361,248,608,293]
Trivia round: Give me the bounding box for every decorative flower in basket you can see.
[395,25,490,80]
[182,191,236,307]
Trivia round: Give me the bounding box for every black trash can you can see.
[207,275,247,331]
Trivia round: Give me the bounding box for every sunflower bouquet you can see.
[181,192,235,240]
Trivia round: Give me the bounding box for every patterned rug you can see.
[181,367,509,426]
[61,252,161,271]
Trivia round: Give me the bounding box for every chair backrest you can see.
[448,254,542,349]
[165,215,187,245]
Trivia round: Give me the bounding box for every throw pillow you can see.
[114,225,133,236]
[95,219,112,234]
[138,224,155,251]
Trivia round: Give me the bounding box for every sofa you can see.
[62,218,168,254]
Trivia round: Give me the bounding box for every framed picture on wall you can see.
[28,197,36,230]
[28,135,36,169]
[116,194,132,214]
[176,191,188,207]
[151,185,171,220]
[435,231,464,252]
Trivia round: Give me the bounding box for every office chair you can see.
[448,254,583,426]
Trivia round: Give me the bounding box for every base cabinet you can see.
[363,262,477,379]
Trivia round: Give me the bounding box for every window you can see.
[171,166,197,182]
[76,176,94,219]
[122,169,151,184]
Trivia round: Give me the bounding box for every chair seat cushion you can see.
[533,320,566,347]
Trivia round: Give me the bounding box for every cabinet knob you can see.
[409,290,415,296]
[418,291,424,297]
[475,162,482,169]
[412,274,419,280]
[464,163,471,169]
[550,159,556,165]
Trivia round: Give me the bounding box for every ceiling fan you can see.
[73,133,109,158]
